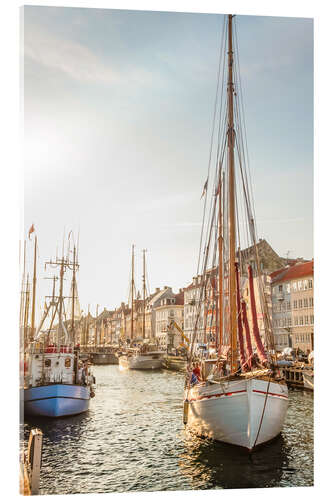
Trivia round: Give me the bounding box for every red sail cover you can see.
[235,263,246,370]
[241,299,252,370]
[248,265,268,364]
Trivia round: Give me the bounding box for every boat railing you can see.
[29,344,74,355]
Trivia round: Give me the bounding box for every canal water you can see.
[23,365,314,494]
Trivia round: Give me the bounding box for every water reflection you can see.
[23,367,313,494]
[24,411,90,444]
[179,433,290,489]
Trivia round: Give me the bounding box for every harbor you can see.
[20,6,315,496]
[23,365,313,494]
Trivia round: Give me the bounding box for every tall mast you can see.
[24,275,30,349]
[20,241,26,327]
[30,235,37,342]
[95,304,99,348]
[87,304,90,347]
[71,246,76,344]
[57,258,65,347]
[227,14,238,372]
[131,244,134,340]
[218,167,224,354]
[142,249,146,339]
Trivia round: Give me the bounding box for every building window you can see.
[298,281,303,291]
[310,315,314,325]
[288,318,292,326]
[308,279,313,289]
[309,297,314,307]
[293,300,298,309]
[305,316,309,325]
[278,284,283,292]
[299,316,304,326]
[294,317,299,326]
[293,282,297,291]
[304,298,308,308]
[304,280,308,290]
[298,299,303,308]
[287,301,291,310]
[286,284,291,294]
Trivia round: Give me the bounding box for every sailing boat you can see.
[24,238,96,417]
[119,246,164,370]
[183,15,288,450]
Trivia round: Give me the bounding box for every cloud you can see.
[24,24,157,87]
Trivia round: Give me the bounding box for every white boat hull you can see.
[186,377,288,450]
[119,353,164,370]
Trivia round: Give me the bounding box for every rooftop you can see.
[270,260,314,284]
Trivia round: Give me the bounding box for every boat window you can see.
[65,357,71,368]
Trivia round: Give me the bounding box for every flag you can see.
[28,224,35,240]
[200,178,208,199]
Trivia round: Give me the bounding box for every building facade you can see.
[271,261,314,352]
[155,291,184,349]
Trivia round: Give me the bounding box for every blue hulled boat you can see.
[24,243,95,418]
[24,383,90,417]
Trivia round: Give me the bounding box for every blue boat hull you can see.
[24,384,90,417]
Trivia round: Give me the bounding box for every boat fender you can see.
[183,400,189,425]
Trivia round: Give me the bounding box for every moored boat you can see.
[24,238,96,418]
[119,347,165,370]
[183,14,288,450]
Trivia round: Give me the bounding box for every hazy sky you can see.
[23,6,313,316]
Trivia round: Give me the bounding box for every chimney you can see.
[164,286,168,290]
[155,287,160,293]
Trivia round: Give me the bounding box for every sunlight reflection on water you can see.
[24,365,313,494]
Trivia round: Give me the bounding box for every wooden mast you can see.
[30,236,37,343]
[142,249,146,340]
[131,244,134,341]
[20,240,27,331]
[95,304,99,349]
[218,167,224,355]
[71,245,76,345]
[227,14,238,373]
[24,275,30,349]
[87,304,90,347]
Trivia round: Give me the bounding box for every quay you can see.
[280,363,314,390]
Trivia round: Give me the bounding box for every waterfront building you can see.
[270,261,314,352]
[146,286,177,340]
[184,273,216,345]
[155,290,184,349]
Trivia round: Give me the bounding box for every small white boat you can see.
[186,373,288,449]
[119,348,165,370]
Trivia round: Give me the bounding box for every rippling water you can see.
[23,365,313,494]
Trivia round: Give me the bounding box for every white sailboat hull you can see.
[119,353,164,370]
[186,377,288,450]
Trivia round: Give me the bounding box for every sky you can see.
[22,5,313,317]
